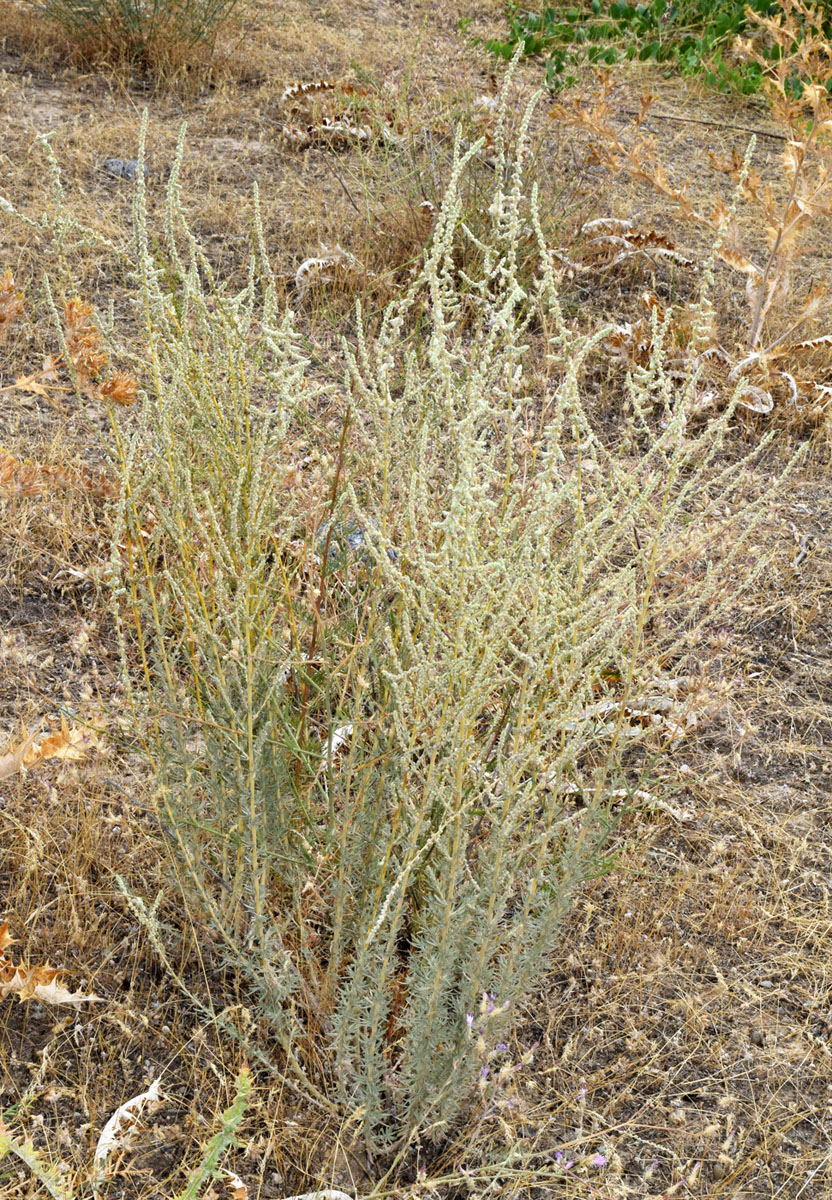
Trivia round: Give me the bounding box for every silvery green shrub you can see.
[99,77,775,1152]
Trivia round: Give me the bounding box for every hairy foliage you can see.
[40,68,778,1152]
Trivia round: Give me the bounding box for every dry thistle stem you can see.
[0,270,25,343]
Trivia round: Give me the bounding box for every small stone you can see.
[315,517,397,573]
[102,157,148,180]
[750,1029,764,1047]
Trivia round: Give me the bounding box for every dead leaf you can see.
[0,963,102,1007]
[223,1169,248,1199]
[24,714,95,767]
[93,1079,164,1183]
[0,726,41,779]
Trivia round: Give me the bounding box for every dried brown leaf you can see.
[0,726,41,779]
[0,963,102,1007]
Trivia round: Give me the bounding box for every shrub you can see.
[474,0,830,93]
[49,69,777,1153]
[26,0,242,70]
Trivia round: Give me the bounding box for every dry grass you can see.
[1,0,831,1195]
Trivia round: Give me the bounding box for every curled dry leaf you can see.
[278,1193,355,1200]
[93,1079,164,1184]
[736,383,774,414]
[26,714,99,766]
[0,716,101,780]
[281,78,336,103]
[0,445,118,499]
[224,1168,248,1199]
[294,246,372,299]
[0,270,25,342]
[0,726,40,779]
[322,723,353,765]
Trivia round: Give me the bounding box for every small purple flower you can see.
[466,1012,474,1028]
[480,1064,490,1078]
[495,1042,508,1052]
[593,1154,607,1168]
[555,1150,563,1163]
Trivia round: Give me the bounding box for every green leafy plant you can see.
[473,0,824,92]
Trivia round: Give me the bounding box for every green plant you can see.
[0,62,771,1155]
[473,0,825,93]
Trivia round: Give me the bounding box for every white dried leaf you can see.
[224,1168,247,1199]
[281,79,336,103]
[582,217,633,233]
[736,384,773,414]
[93,1079,163,1182]
[322,724,353,764]
[294,245,368,299]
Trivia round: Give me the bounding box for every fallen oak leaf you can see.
[0,921,16,955]
[0,361,71,398]
[0,963,102,1008]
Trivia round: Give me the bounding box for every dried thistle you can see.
[0,448,44,497]
[63,296,107,384]
[0,446,117,499]
[98,371,138,406]
[555,2,832,419]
